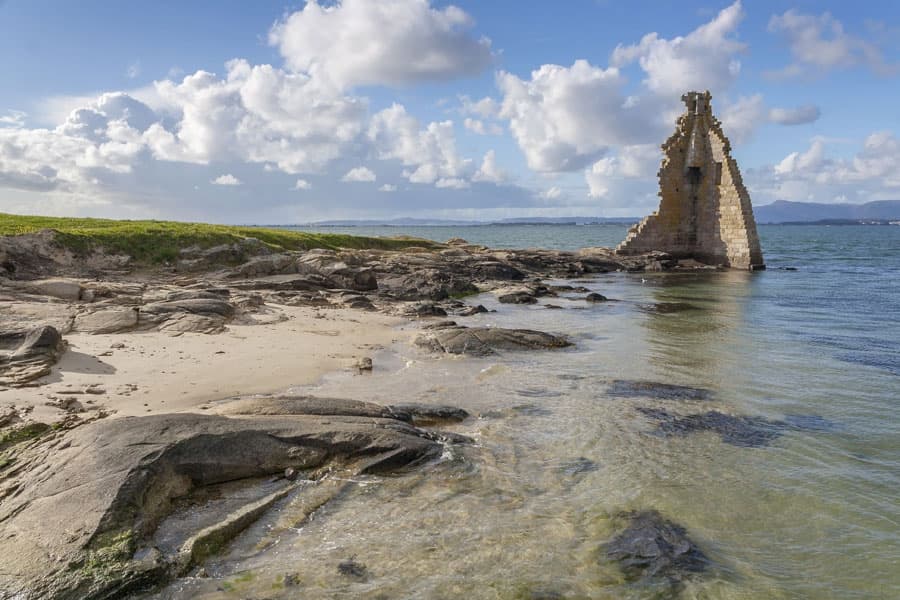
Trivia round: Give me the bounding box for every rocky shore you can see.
[0,227,717,598]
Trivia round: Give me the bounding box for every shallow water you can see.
[147,225,899,599]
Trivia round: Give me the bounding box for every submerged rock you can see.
[637,408,784,447]
[604,510,708,584]
[498,291,538,304]
[556,457,599,476]
[606,380,713,401]
[415,325,571,356]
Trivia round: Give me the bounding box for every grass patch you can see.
[0,212,437,264]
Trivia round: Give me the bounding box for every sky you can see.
[0,0,898,223]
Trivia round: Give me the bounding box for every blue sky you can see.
[1,0,898,223]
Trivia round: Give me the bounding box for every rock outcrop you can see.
[415,323,571,356]
[0,396,468,599]
[0,325,67,386]
[617,91,764,270]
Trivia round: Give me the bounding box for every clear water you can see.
[148,225,899,599]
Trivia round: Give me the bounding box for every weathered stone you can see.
[585,293,608,302]
[388,403,470,425]
[415,325,571,356]
[0,407,449,599]
[0,325,66,386]
[73,308,139,334]
[25,279,83,301]
[617,91,764,270]
[498,291,538,304]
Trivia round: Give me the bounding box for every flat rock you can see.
[415,325,571,356]
[0,408,448,599]
[637,408,799,448]
[498,291,538,304]
[73,308,139,334]
[23,278,83,301]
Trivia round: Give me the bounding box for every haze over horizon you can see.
[1,0,898,224]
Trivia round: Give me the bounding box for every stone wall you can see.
[616,91,764,270]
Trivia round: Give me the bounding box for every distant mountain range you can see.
[287,200,900,227]
[753,200,900,224]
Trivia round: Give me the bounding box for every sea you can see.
[149,224,899,599]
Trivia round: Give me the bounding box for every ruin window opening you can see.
[714,162,723,185]
[686,166,701,185]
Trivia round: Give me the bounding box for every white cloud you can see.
[144,60,367,174]
[378,183,397,192]
[435,177,469,189]
[611,1,746,96]
[368,103,470,185]
[0,110,26,128]
[342,166,376,182]
[126,61,141,79]
[755,133,900,203]
[498,60,646,172]
[459,95,498,118]
[211,173,241,186]
[294,178,311,190]
[539,186,562,200]
[463,117,502,136]
[769,105,821,125]
[719,94,767,144]
[472,149,507,183]
[269,0,492,89]
[767,9,898,78]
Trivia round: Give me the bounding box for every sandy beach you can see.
[1,305,407,421]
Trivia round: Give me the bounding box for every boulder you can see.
[415,325,571,356]
[498,291,538,304]
[0,325,66,386]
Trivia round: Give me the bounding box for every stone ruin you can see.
[617,91,765,270]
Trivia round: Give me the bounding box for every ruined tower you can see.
[616,91,764,270]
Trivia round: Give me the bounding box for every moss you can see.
[0,422,51,450]
[76,530,135,582]
[0,212,437,264]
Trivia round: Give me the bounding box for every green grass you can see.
[0,212,437,264]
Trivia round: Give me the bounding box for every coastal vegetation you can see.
[0,212,436,264]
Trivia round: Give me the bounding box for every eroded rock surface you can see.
[0,325,66,386]
[415,324,571,356]
[0,395,467,599]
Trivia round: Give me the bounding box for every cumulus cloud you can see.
[458,95,498,118]
[611,1,746,96]
[585,144,660,198]
[211,173,241,186]
[269,0,492,89]
[767,9,898,78]
[463,117,502,136]
[378,184,397,192]
[342,166,376,182]
[498,60,649,172]
[472,150,507,183]
[144,60,367,174]
[719,94,767,144]
[768,104,821,125]
[368,103,470,185]
[753,133,900,203]
[294,178,311,190]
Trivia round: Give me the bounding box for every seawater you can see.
[149,225,899,599]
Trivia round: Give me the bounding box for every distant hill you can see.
[307,216,637,226]
[754,200,900,223]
